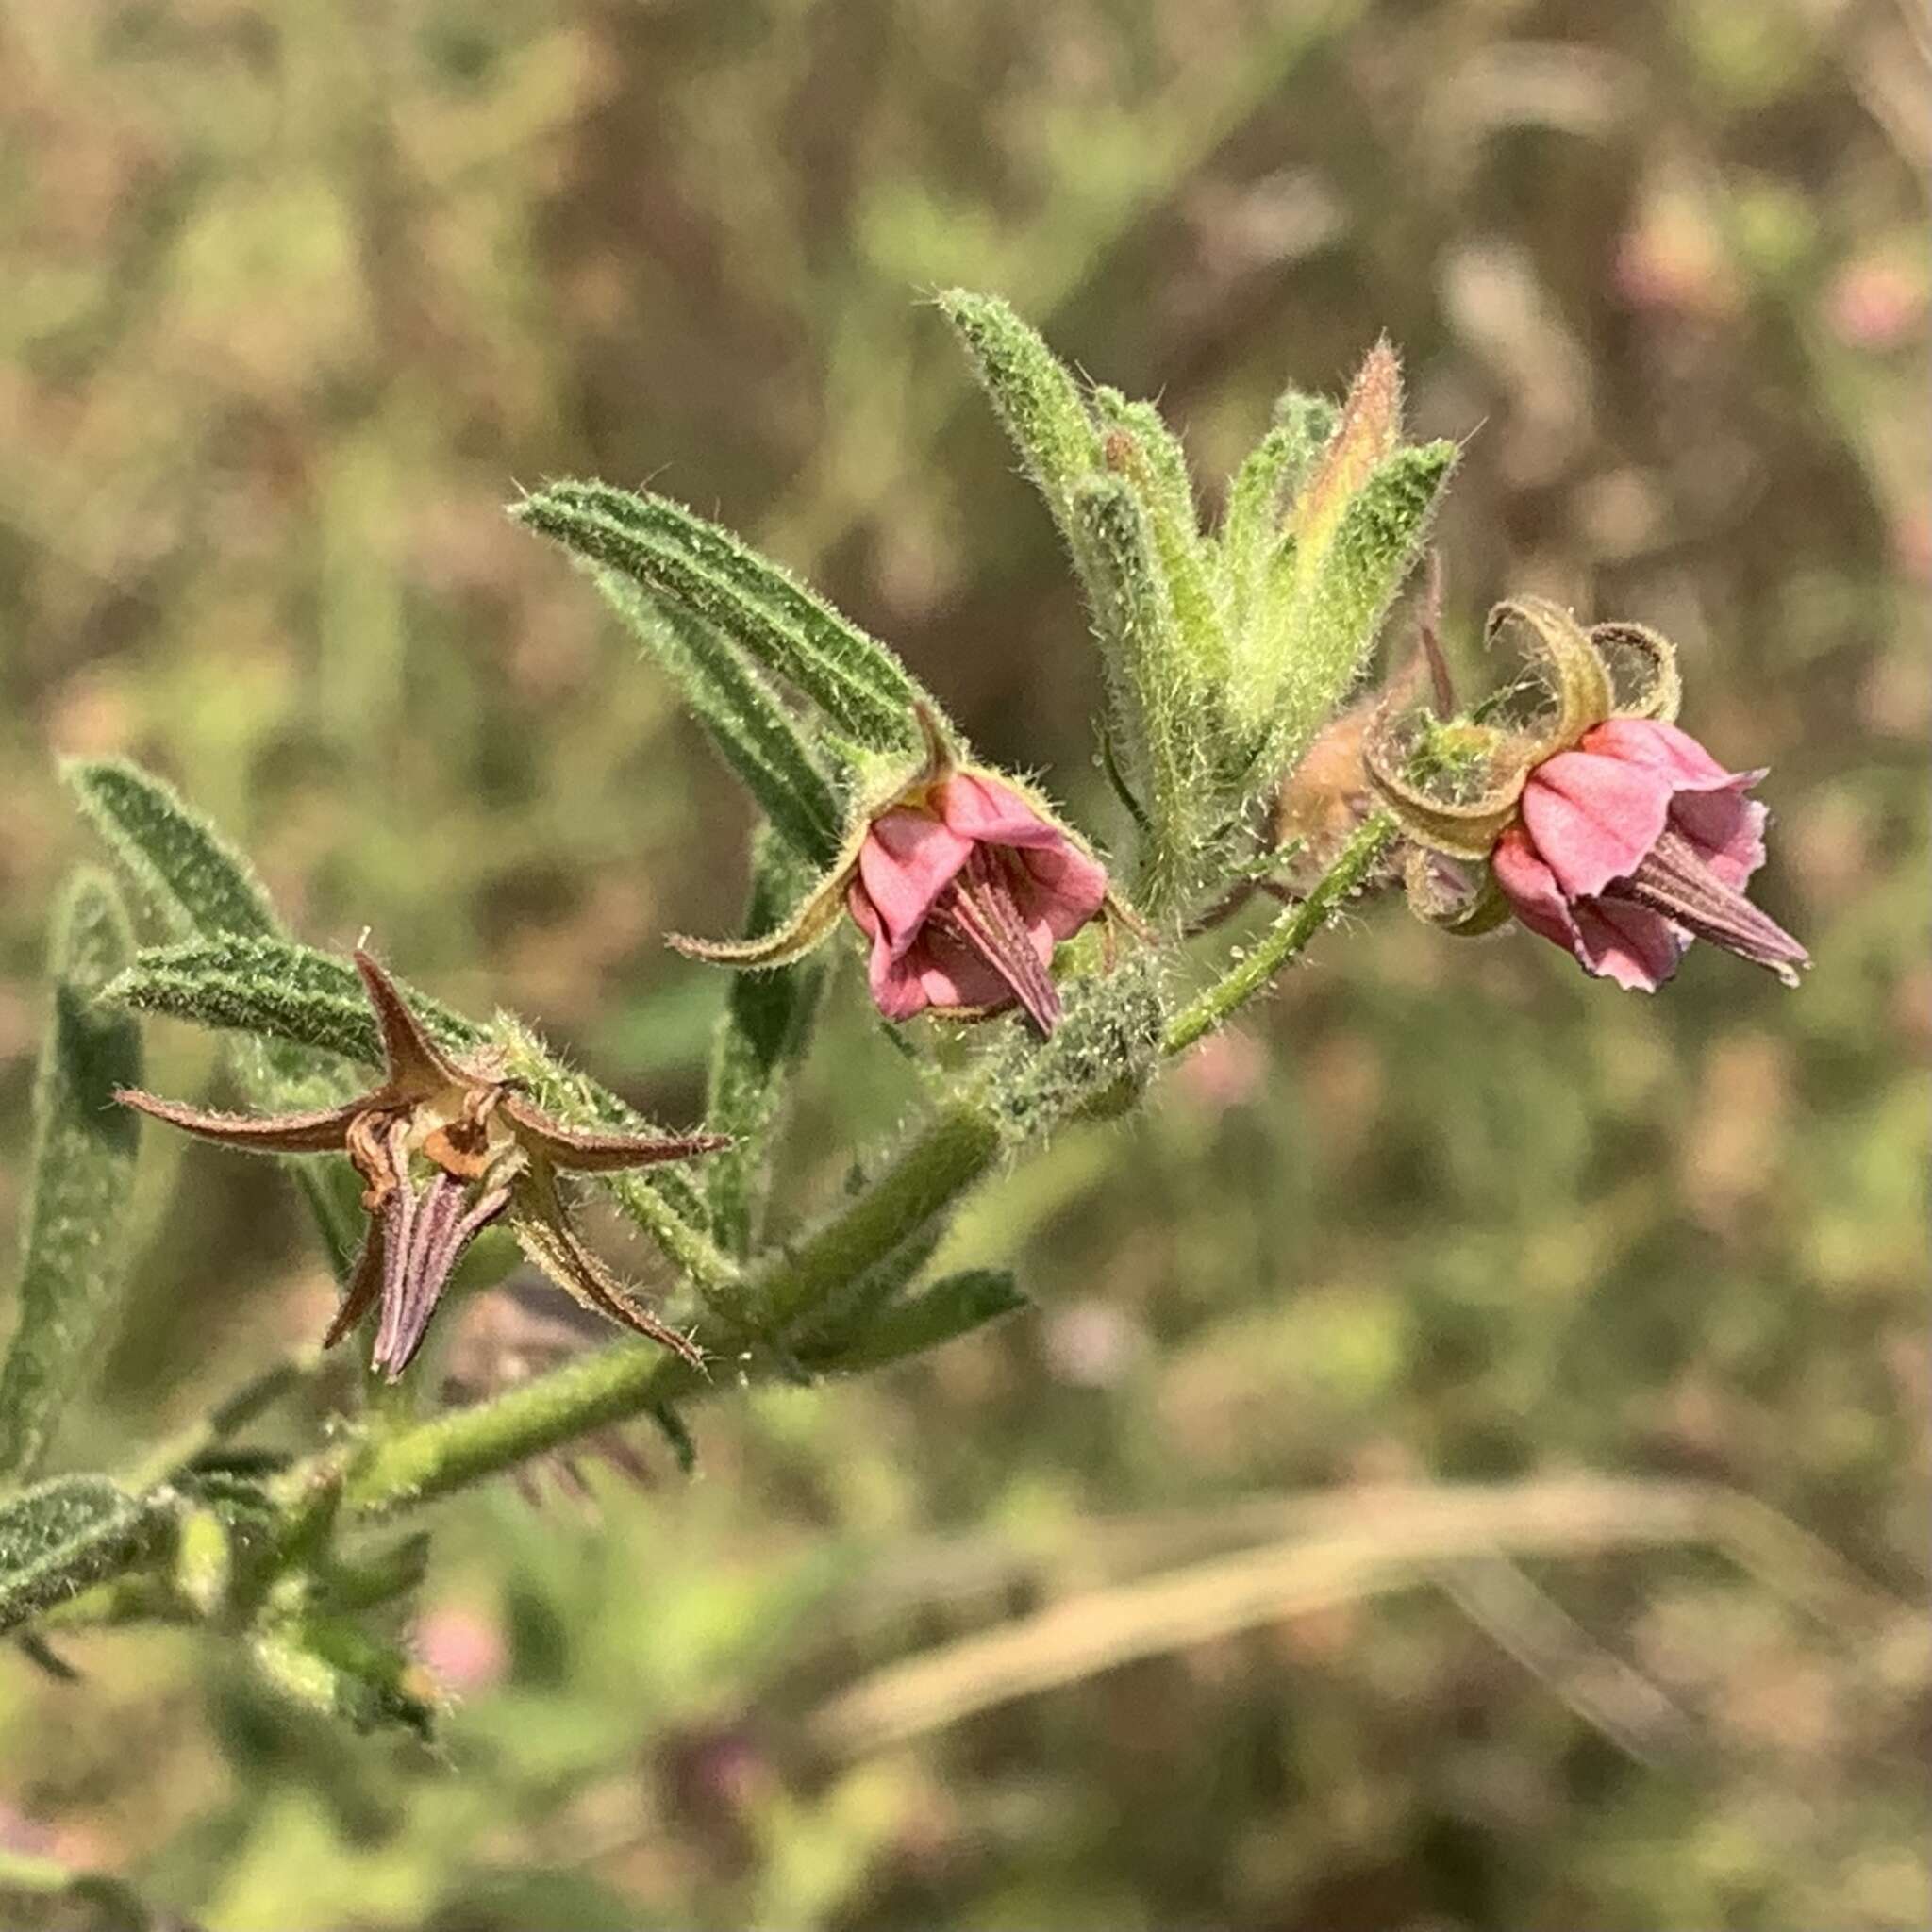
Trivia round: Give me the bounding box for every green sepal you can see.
[173,1505,234,1619]
[0,873,143,1483]
[486,1014,741,1296]
[513,480,940,753]
[248,1614,438,1738]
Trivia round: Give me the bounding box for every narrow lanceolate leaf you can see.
[1219,389,1339,641]
[0,1476,160,1635]
[63,757,362,1269]
[61,758,278,941]
[0,874,142,1483]
[512,481,937,753]
[1260,441,1457,778]
[104,935,482,1071]
[806,1269,1027,1373]
[587,570,843,868]
[1073,474,1210,913]
[1091,389,1224,692]
[1291,337,1404,560]
[940,289,1105,540]
[704,829,830,1255]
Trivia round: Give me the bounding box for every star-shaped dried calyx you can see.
[116,951,727,1378]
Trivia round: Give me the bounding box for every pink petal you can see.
[1011,839,1108,942]
[911,927,1017,1011]
[1491,827,1586,954]
[1519,748,1674,898]
[850,886,936,1019]
[1667,787,1767,890]
[1582,717,1770,889]
[856,808,974,955]
[932,773,1069,849]
[1493,828,1689,991]
[1568,900,1690,992]
[1581,718,1742,791]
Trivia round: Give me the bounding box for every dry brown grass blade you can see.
[808,1476,1904,1761]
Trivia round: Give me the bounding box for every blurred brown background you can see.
[1,2,1926,1927]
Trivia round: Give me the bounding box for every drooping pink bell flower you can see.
[674,708,1123,1036]
[1491,718,1807,991]
[1365,596,1807,993]
[844,771,1108,1033]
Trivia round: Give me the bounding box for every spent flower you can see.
[116,950,725,1375]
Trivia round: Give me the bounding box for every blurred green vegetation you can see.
[1,1,1925,1927]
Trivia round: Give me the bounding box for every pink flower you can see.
[1365,597,1807,994]
[675,708,1123,1037]
[846,772,1107,1033]
[1490,718,1807,991]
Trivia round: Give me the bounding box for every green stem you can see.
[1162,814,1395,1058]
[754,1101,1002,1329]
[338,1101,1002,1520]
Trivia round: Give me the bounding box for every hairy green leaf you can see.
[0,1476,161,1635]
[1072,474,1212,912]
[513,481,935,751]
[1091,388,1224,691]
[704,829,831,1255]
[940,289,1104,546]
[0,873,143,1483]
[585,568,843,868]
[64,758,364,1270]
[1220,389,1340,642]
[104,934,482,1068]
[813,1269,1027,1372]
[1257,441,1457,776]
[62,758,277,942]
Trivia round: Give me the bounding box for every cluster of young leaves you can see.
[940,291,1455,918]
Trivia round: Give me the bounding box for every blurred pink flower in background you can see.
[411,1603,509,1696]
[1823,253,1927,352]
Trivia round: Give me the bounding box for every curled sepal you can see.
[1363,706,1536,861]
[669,820,866,968]
[1400,847,1514,936]
[670,708,954,969]
[1591,620,1681,724]
[1482,597,1613,752]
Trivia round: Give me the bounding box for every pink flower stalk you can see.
[846,772,1107,1034]
[1490,719,1807,991]
[675,708,1123,1038]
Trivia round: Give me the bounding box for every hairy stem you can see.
[336,1101,1002,1519]
[1162,814,1395,1057]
